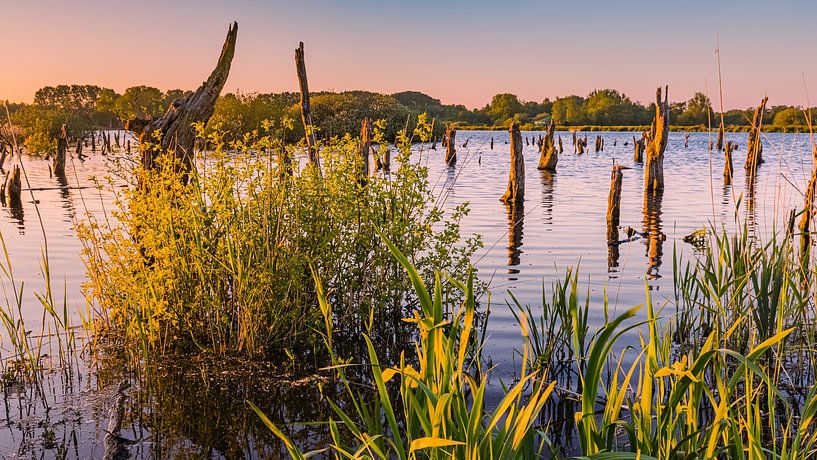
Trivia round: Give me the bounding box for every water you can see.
[0,130,811,457]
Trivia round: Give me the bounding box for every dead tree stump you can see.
[127,22,238,186]
[53,123,68,176]
[295,41,320,172]
[537,120,557,171]
[716,121,725,151]
[745,96,768,177]
[501,122,525,205]
[633,134,645,163]
[723,140,734,183]
[558,135,563,153]
[1,166,21,204]
[607,163,624,229]
[445,126,457,165]
[644,86,670,192]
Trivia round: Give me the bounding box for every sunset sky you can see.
[2,0,816,109]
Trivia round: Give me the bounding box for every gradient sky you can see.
[2,0,816,109]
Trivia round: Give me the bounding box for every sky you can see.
[2,0,817,110]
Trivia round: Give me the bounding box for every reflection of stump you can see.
[540,170,555,224]
[501,122,525,205]
[505,202,524,272]
[745,173,757,235]
[445,126,457,165]
[643,190,664,279]
[644,87,670,192]
[723,141,734,184]
[745,97,767,177]
[537,120,557,171]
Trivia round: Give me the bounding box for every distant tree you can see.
[773,107,807,127]
[584,89,644,125]
[677,92,713,125]
[551,95,587,125]
[113,86,165,121]
[34,84,107,116]
[484,93,524,125]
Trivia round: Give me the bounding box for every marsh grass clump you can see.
[79,115,481,363]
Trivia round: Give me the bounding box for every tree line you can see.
[5,84,816,154]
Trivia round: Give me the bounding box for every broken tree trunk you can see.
[500,122,525,205]
[358,118,371,186]
[607,163,623,229]
[53,123,67,176]
[126,22,238,187]
[445,126,457,165]
[1,166,21,204]
[295,41,321,172]
[644,86,670,192]
[724,140,734,183]
[745,96,768,177]
[633,134,645,162]
[537,120,557,171]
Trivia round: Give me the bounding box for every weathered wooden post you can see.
[445,125,457,165]
[525,136,529,146]
[577,136,585,154]
[537,120,557,171]
[54,123,67,176]
[126,22,238,187]
[558,135,563,153]
[359,118,371,185]
[684,133,690,148]
[644,86,670,192]
[607,163,624,269]
[633,134,645,163]
[295,41,320,171]
[501,122,525,205]
[490,137,494,150]
[723,140,734,183]
[716,121,725,151]
[745,96,768,177]
[607,163,623,229]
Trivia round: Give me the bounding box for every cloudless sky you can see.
[2,0,816,109]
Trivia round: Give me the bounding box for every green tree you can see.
[483,93,524,125]
[113,86,165,121]
[551,95,587,125]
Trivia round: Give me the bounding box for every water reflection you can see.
[539,170,555,225]
[55,171,76,222]
[505,202,524,277]
[607,221,620,273]
[745,173,758,239]
[642,191,664,280]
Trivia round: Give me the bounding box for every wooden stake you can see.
[607,163,623,228]
[723,140,734,183]
[644,86,670,192]
[53,123,67,176]
[501,122,525,205]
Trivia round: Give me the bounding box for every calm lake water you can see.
[0,130,811,458]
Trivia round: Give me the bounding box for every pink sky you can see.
[3,1,817,110]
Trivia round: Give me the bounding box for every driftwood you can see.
[127,22,238,186]
[445,126,457,165]
[644,86,670,192]
[295,41,320,171]
[500,122,525,205]
[745,96,768,176]
[537,120,557,171]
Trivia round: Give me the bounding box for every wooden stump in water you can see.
[296,41,320,172]
[525,136,529,146]
[558,135,563,153]
[1,165,21,204]
[607,163,623,229]
[53,123,68,176]
[358,118,371,185]
[572,131,577,152]
[745,96,768,177]
[490,137,494,150]
[716,121,725,151]
[644,86,670,192]
[537,120,557,171]
[445,126,457,165]
[799,149,817,268]
[577,136,586,154]
[684,133,690,148]
[723,141,735,183]
[633,134,645,162]
[127,22,238,186]
[501,122,525,205]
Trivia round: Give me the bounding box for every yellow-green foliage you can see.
[79,116,480,360]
